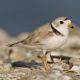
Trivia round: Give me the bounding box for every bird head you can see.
[51,17,74,29]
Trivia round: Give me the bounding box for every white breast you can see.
[40,25,69,50]
[42,35,68,50]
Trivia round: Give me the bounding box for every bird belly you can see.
[40,35,68,50]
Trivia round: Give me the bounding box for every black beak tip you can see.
[70,26,74,29]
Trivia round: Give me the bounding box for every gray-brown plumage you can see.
[7,17,74,71]
[8,17,71,47]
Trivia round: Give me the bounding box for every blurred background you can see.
[0,0,80,36]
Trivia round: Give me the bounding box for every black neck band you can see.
[50,23,64,36]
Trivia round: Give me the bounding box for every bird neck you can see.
[56,25,69,36]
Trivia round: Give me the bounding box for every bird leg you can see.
[38,51,50,71]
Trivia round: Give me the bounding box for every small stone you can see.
[69,58,80,66]
[0,63,12,73]
[51,64,63,70]
[70,66,80,71]
[4,63,12,72]
[62,63,70,70]
[58,75,71,80]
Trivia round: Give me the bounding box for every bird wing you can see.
[23,23,52,44]
[7,23,52,47]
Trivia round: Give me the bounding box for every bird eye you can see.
[60,21,64,24]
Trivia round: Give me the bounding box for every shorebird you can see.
[8,17,74,70]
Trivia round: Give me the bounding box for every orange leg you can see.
[42,54,50,71]
[38,51,50,71]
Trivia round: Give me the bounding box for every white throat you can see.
[55,25,69,36]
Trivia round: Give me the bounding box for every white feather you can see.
[40,24,69,50]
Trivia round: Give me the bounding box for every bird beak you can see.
[67,20,75,29]
[70,25,74,29]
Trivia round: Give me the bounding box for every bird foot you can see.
[38,55,50,71]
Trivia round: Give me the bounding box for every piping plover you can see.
[8,17,74,70]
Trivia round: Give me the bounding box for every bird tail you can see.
[7,37,28,47]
